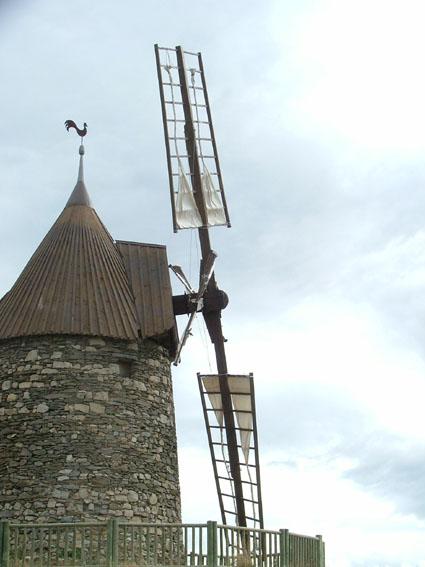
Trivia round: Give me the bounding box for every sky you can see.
[1,0,425,564]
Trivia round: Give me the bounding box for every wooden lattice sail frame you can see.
[199,373,264,530]
[155,45,231,232]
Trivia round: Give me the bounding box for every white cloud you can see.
[272,0,425,153]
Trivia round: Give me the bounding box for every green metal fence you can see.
[0,520,325,567]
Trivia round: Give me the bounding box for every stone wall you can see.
[0,335,181,523]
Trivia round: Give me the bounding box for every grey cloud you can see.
[343,435,425,519]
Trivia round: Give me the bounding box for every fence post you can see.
[0,522,3,567]
[107,519,113,567]
[279,529,289,567]
[207,521,217,567]
[112,519,119,567]
[316,535,325,567]
[107,518,119,567]
[0,521,10,567]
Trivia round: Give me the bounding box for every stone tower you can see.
[0,145,181,523]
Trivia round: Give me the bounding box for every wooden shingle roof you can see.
[116,241,176,341]
[0,154,177,350]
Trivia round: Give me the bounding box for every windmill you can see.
[154,45,264,532]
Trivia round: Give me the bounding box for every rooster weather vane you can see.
[64,120,88,141]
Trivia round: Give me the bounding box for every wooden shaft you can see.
[175,46,208,227]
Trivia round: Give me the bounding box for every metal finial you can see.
[63,120,92,208]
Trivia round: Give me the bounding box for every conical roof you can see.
[0,149,139,340]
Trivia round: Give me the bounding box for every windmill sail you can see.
[199,373,264,529]
[202,375,224,426]
[202,166,227,226]
[155,45,231,232]
[228,376,253,464]
[202,374,253,463]
[175,164,203,228]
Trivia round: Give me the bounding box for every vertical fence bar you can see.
[122,524,127,564]
[0,521,4,567]
[112,519,119,567]
[279,529,289,567]
[316,535,325,567]
[71,525,76,566]
[161,526,165,563]
[137,526,142,565]
[1,521,10,567]
[54,527,59,566]
[107,519,113,567]
[207,521,217,567]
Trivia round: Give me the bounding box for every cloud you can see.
[340,230,425,352]
[344,435,425,520]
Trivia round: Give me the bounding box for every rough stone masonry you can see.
[0,334,181,523]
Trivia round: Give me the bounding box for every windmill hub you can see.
[203,289,229,313]
[172,289,228,316]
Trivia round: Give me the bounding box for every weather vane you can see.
[64,120,88,143]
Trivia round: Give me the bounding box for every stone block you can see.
[93,391,108,401]
[35,403,49,413]
[25,350,39,362]
[128,490,139,502]
[74,404,90,413]
[89,402,105,414]
[89,338,106,347]
[114,495,128,502]
[52,361,72,369]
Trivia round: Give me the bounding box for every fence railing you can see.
[0,520,325,567]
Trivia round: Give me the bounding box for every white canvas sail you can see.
[202,375,224,426]
[175,165,203,229]
[228,375,253,464]
[201,166,227,226]
[203,374,253,464]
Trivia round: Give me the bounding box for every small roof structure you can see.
[0,146,177,353]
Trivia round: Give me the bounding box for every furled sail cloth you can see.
[201,166,227,226]
[202,374,253,463]
[228,375,252,464]
[202,375,224,427]
[175,164,203,229]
